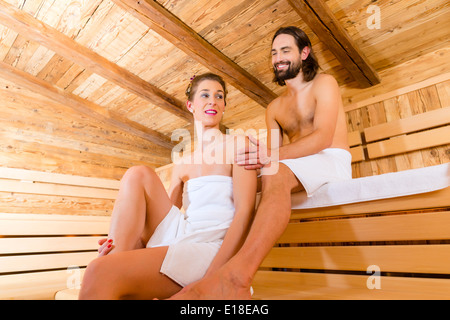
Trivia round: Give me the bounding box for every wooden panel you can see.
[0,269,86,300]
[54,288,79,300]
[347,131,362,147]
[349,145,365,163]
[365,107,450,142]
[114,0,277,108]
[261,245,450,274]
[366,125,450,159]
[0,191,114,216]
[291,187,450,219]
[344,73,450,112]
[278,211,450,244]
[252,271,450,300]
[0,60,174,149]
[0,179,118,199]
[0,0,192,124]
[0,252,97,273]
[0,213,110,236]
[288,0,380,87]
[0,236,103,254]
[0,167,120,189]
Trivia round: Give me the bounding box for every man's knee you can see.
[261,164,297,192]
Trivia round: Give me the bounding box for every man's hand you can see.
[235,135,271,170]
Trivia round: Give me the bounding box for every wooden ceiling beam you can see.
[288,0,381,87]
[113,0,278,107]
[0,0,192,123]
[0,60,175,150]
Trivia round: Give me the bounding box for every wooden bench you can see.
[0,168,116,299]
[251,185,450,299]
[252,108,450,299]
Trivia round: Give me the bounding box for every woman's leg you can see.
[106,165,173,253]
[79,246,182,299]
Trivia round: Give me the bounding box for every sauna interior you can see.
[0,0,449,300]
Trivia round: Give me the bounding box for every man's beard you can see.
[273,59,302,86]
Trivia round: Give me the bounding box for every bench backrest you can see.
[0,168,115,299]
[348,106,449,172]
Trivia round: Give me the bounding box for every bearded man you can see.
[169,26,351,299]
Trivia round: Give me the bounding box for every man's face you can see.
[271,34,302,84]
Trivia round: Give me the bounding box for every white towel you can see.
[147,175,235,287]
[291,163,450,209]
[280,148,352,196]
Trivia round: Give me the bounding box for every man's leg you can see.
[170,163,301,299]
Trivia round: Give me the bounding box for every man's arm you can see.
[266,102,283,152]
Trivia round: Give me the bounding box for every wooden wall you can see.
[1,62,448,185]
[0,78,171,181]
[1,17,448,190]
[347,77,450,178]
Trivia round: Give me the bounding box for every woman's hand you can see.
[97,238,114,256]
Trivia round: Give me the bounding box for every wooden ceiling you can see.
[0,0,448,169]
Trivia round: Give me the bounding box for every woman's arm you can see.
[205,136,257,275]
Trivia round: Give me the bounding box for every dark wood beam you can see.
[0,60,175,150]
[0,0,192,122]
[288,0,381,87]
[113,0,278,107]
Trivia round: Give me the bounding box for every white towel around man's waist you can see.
[279,148,352,196]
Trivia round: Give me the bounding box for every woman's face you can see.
[186,79,225,128]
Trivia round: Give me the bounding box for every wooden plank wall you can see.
[347,77,450,178]
[0,79,171,181]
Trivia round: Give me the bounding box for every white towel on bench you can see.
[290,163,450,209]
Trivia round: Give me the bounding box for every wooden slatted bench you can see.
[0,168,116,300]
[252,184,450,299]
[252,107,450,300]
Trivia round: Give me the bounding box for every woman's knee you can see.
[80,256,123,299]
[79,258,108,298]
[121,165,157,187]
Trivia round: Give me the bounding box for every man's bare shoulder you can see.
[266,94,284,116]
[311,73,339,90]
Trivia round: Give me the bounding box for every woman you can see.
[79,73,257,299]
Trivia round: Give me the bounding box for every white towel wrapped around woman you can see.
[146,175,234,287]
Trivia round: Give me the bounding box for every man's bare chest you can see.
[275,97,316,135]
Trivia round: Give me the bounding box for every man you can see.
[170,26,351,299]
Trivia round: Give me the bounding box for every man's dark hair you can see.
[272,26,319,84]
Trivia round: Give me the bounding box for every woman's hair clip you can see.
[186,75,196,97]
